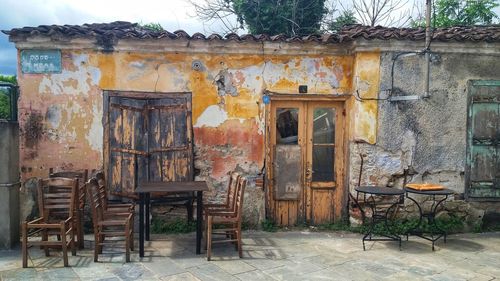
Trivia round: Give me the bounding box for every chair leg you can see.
[78,209,85,249]
[22,222,28,268]
[186,199,194,222]
[237,223,243,258]
[60,223,69,267]
[203,213,207,250]
[42,229,49,257]
[207,216,212,261]
[71,226,77,256]
[94,230,99,262]
[99,233,104,254]
[125,223,131,262]
[130,214,135,251]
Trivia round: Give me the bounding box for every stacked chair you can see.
[48,169,88,249]
[204,172,247,261]
[86,178,134,262]
[21,178,78,267]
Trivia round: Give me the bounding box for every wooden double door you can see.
[268,100,345,225]
[104,91,193,196]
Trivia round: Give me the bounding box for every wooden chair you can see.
[203,172,240,248]
[21,178,78,268]
[49,168,88,249]
[95,172,135,214]
[206,176,247,261]
[86,178,134,262]
[95,172,135,243]
[204,172,240,212]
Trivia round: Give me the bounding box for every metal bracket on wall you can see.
[389,95,420,102]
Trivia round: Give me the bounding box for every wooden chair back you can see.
[225,172,240,211]
[38,177,78,222]
[49,169,88,209]
[94,172,109,209]
[234,177,247,220]
[86,178,104,226]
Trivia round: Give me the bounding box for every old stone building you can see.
[3,22,499,228]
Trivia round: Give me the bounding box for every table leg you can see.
[196,190,203,255]
[405,192,448,251]
[361,194,402,250]
[145,193,150,241]
[139,193,145,258]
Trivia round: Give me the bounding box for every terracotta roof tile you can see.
[3,21,500,44]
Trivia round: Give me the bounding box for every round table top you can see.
[404,187,455,195]
[355,186,404,196]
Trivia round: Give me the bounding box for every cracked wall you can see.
[348,52,500,227]
[17,47,372,226]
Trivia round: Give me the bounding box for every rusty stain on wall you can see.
[23,112,43,149]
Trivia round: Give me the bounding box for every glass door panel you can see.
[312,107,335,182]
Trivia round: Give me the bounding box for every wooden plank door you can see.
[106,92,193,196]
[466,81,500,200]
[268,100,345,225]
[270,101,306,225]
[305,102,344,224]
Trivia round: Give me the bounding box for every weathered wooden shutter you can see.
[109,97,148,195]
[147,97,193,182]
[466,81,500,200]
[107,93,193,196]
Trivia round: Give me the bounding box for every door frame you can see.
[102,90,193,190]
[264,94,349,225]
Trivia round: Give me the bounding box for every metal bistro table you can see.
[135,181,209,257]
[355,186,405,250]
[404,187,454,251]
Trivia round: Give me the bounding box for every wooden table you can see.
[135,181,209,257]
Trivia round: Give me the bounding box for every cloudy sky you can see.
[0,0,498,75]
[0,0,229,75]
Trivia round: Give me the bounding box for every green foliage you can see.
[0,92,10,119]
[140,22,164,31]
[261,218,278,232]
[0,75,17,84]
[412,0,499,27]
[0,75,17,120]
[151,218,196,234]
[232,0,328,36]
[314,216,465,235]
[326,10,357,32]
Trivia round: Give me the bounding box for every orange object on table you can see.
[406,183,444,191]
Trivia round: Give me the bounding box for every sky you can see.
[0,0,498,75]
[0,0,228,75]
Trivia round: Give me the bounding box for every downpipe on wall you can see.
[423,0,432,99]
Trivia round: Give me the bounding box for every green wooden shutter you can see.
[466,80,500,200]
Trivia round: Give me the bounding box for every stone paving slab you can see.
[0,231,499,281]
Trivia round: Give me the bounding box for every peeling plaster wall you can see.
[349,51,500,227]
[17,45,380,225]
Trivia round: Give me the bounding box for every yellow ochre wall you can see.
[16,48,380,220]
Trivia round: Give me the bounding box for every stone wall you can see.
[348,51,500,229]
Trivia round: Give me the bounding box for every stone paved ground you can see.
[1,231,499,280]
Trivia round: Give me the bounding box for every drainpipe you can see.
[423,0,432,98]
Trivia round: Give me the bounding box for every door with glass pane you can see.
[269,100,344,225]
[305,102,344,224]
